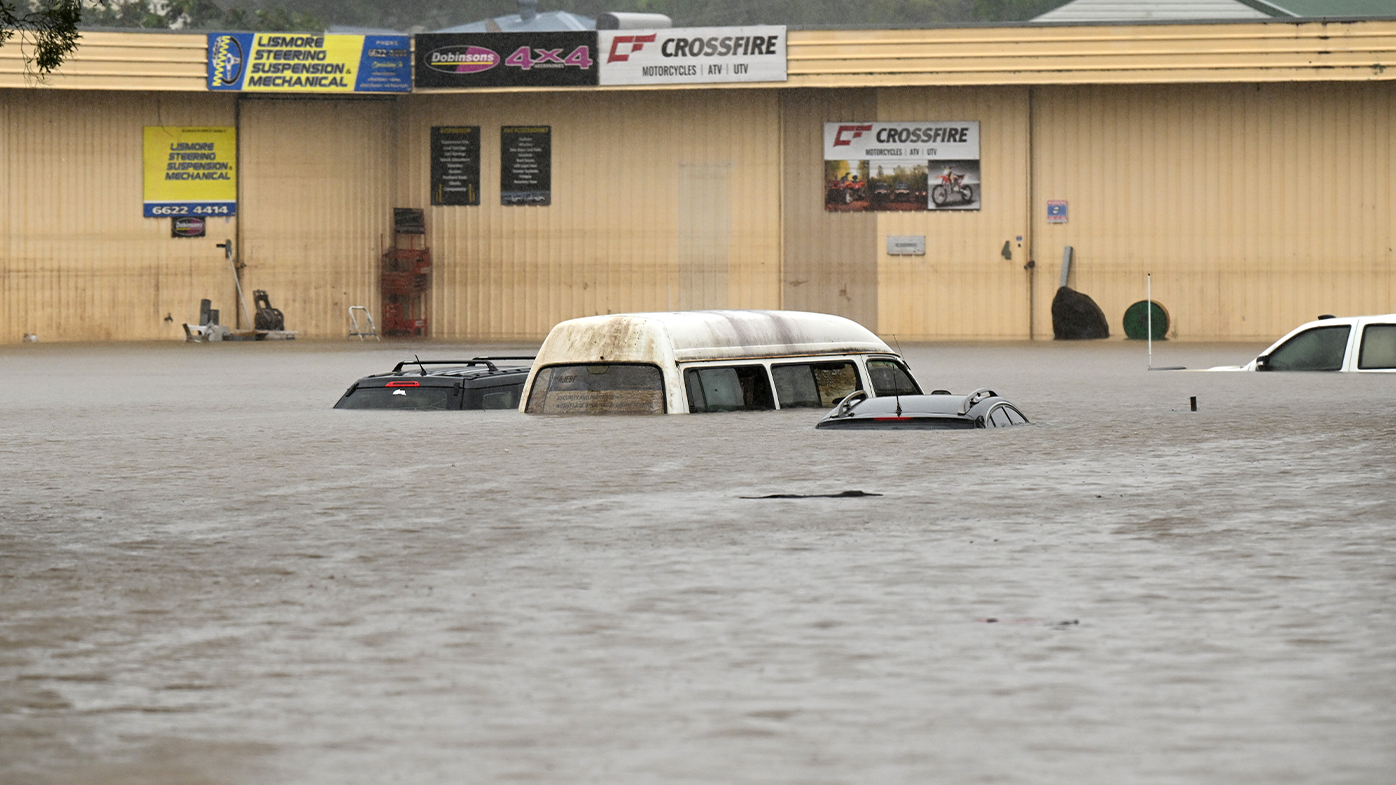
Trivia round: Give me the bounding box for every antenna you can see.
[415,354,427,375]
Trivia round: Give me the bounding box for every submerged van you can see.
[519,310,922,415]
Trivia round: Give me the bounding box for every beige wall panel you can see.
[1030,82,1395,341]
[787,21,1396,88]
[237,97,398,338]
[0,32,207,91]
[0,90,236,342]
[780,88,879,330]
[874,86,1034,340]
[393,90,782,341]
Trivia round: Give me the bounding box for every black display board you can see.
[415,32,598,88]
[431,126,481,206]
[501,126,552,206]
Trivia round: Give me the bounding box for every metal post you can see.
[1147,273,1153,369]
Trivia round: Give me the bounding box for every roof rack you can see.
[389,357,535,375]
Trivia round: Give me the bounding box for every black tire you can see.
[931,184,948,206]
[961,185,974,203]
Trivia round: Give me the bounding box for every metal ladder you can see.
[348,306,379,341]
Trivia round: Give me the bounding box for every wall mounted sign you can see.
[822,122,981,213]
[171,216,207,238]
[598,26,786,86]
[207,33,410,92]
[415,32,598,88]
[886,235,926,256]
[501,126,551,205]
[143,127,237,218]
[431,126,481,206]
[1047,200,1068,224]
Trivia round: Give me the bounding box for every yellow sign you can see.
[143,127,236,217]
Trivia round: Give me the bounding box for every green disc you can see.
[1123,300,1169,340]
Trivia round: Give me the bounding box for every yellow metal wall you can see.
[780,88,879,329]
[874,86,1034,340]
[0,89,237,342]
[1030,81,1396,341]
[0,31,206,91]
[237,97,398,338]
[787,20,1396,87]
[394,90,783,340]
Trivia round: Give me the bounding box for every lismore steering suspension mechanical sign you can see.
[143,127,236,218]
[208,33,410,92]
[415,32,598,88]
[598,26,786,86]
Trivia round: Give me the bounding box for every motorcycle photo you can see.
[931,167,974,207]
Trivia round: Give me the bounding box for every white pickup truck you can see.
[1210,314,1396,373]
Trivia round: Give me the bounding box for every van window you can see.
[525,364,665,414]
[1266,326,1350,371]
[1358,324,1396,370]
[685,366,775,413]
[867,359,921,396]
[771,361,862,408]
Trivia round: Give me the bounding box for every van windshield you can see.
[525,364,665,414]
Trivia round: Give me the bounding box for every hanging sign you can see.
[1047,200,1068,224]
[415,32,598,88]
[823,122,981,213]
[598,26,786,86]
[143,127,237,218]
[501,126,551,206]
[207,33,411,93]
[431,126,481,206]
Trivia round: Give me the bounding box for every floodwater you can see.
[1,339,1392,785]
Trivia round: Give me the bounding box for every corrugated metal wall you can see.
[875,86,1034,340]
[787,19,1396,87]
[780,88,879,329]
[237,96,398,338]
[0,32,206,91]
[1030,81,1396,341]
[0,89,236,342]
[394,90,783,340]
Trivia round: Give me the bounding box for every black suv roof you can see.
[334,357,533,410]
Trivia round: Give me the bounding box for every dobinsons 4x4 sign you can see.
[415,32,598,88]
[598,26,786,86]
[208,33,411,93]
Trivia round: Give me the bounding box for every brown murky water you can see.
[2,339,1393,785]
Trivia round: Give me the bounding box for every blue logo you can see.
[211,35,244,86]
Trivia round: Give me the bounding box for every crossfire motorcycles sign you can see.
[599,26,786,86]
[823,122,982,213]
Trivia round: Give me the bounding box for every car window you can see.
[336,386,456,410]
[525,364,665,414]
[988,406,1012,427]
[1266,325,1351,371]
[476,384,522,410]
[867,359,921,396]
[770,361,862,408]
[1358,324,1396,370]
[1004,405,1028,425]
[685,366,775,413]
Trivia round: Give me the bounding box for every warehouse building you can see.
[1,17,1393,342]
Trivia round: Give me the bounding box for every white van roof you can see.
[532,310,894,366]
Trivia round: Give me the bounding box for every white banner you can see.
[599,26,786,86]
[823,121,980,161]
